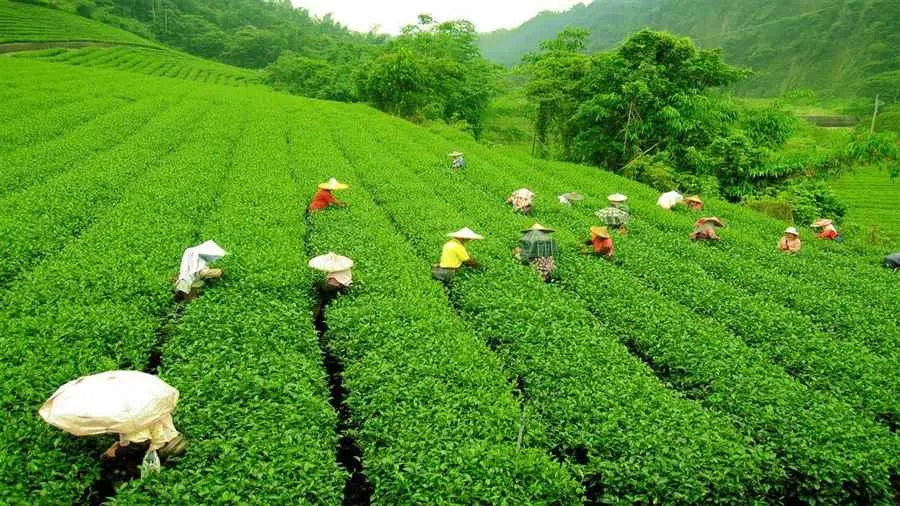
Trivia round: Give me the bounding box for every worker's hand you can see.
[102,443,120,460]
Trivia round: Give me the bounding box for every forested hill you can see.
[478,0,900,97]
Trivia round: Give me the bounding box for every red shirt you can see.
[308,189,337,211]
[592,236,614,256]
[817,229,838,240]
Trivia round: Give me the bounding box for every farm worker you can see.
[39,371,185,472]
[308,252,354,294]
[308,178,349,213]
[595,193,630,234]
[507,188,535,215]
[558,192,584,206]
[514,223,559,282]
[586,226,614,259]
[657,191,684,210]
[778,227,802,254]
[172,240,225,302]
[449,151,465,170]
[690,217,725,241]
[684,195,704,211]
[432,227,483,283]
[811,218,839,240]
[883,253,900,271]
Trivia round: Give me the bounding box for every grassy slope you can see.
[2,54,898,503]
[14,46,262,87]
[0,0,158,46]
[833,166,900,248]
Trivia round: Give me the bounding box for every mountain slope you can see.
[479,0,900,97]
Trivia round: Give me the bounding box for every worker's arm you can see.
[463,258,480,268]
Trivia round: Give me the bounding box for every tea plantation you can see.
[0,12,897,506]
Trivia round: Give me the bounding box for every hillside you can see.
[0,0,158,47]
[2,44,900,506]
[478,0,900,97]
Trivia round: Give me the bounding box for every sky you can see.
[290,0,586,35]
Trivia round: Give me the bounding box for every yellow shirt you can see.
[439,239,470,269]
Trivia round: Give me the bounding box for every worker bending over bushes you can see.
[433,227,483,284]
[586,226,614,259]
[778,227,802,254]
[514,223,559,282]
[172,240,226,302]
[690,217,725,242]
[596,194,630,235]
[507,188,535,215]
[308,178,349,213]
[812,218,840,241]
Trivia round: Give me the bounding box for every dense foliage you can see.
[357,15,498,136]
[478,0,900,99]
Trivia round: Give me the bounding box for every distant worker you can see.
[309,252,354,294]
[507,188,535,215]
[595,193,630,234]
[657,191,684,210]
[432,227,483,284]
[883,253,900,271]
[40,371,185,473]
[585,226,614,259]
[558,192,584,206]
[811,218,839,240]
[449,151,465,171]
[172,240,225,302]
[514,223,559,282]
[308,178,349,213]
[684,195,704,211]
[778,227,802,254]
[690,217,725,242]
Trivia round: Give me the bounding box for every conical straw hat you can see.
[590,226,610,239]
[784,227,799,236]
[447,227,484,240]
[448,151,464,157]
[608,193,628,203]
[308,252,354,272]
[684,195,703,204]
[318,178,349,190]
[811,218,833,227]
[700,216,724,227]
[560,192,584,201]
[521,223,554,233]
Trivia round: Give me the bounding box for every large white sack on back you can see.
[657,191,684,210]
[39,370,179,445]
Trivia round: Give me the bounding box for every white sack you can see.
[39,371,180,450]
[657,191,684,210]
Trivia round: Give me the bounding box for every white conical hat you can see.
[784,227,799,236]
[39,371,179,437]
[608,193,628,203]
[560,192,584,201]
[811,218,833,227]
[448,151,464,157]
[308,252,354,273]
[318,178,349,190]
[447,227,484,240]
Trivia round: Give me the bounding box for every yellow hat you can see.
[700,216,725,227]
[590,226,610,239]
[448,151,464,157]
[447,227,484,240]
[521,223,554,233]
[318,178,349,190]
